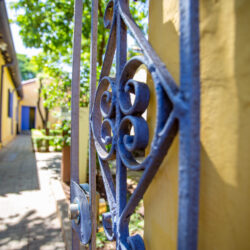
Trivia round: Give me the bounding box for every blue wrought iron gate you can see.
[69,0,200,249]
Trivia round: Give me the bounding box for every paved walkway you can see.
[0,135,65,250]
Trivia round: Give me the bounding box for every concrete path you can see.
[0,135,65,250]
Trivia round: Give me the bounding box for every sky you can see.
[5,1,147,59]
[6,1,41,58]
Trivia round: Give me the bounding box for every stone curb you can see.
[49,178,72,250]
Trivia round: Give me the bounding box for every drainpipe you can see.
[0,61,14,144]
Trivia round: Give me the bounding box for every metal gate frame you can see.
[70,0,200,249]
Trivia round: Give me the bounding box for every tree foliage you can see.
[12,0,148,114]
[17,53,39,81]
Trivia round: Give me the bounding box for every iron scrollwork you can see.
[90,0,200,249]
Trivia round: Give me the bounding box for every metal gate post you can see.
[178,1,201,249]
[70,0,83,249]
[115,9,129,249]
[89,0,98,248]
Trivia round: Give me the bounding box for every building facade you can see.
[19,78,59,132]
[0,0,22,147]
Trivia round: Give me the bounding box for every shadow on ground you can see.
[0,136,40,196]
[36,153,62,181]
[0,210,63,249]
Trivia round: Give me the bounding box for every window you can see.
[8,89,13,118]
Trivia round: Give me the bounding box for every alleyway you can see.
[0,135,65,250]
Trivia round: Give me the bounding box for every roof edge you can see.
[0,0,23,98]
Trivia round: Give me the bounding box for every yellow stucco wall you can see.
[19,79,58,131]
[0,54,19,146]
[19,80,43,131]
[79,107,89,183]
[144,0,250,249]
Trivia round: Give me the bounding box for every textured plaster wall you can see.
[144,0,250,249]
[79,107,89,183]
[19,79,58,131]
[0,53,19,146]
[19,80,43,130]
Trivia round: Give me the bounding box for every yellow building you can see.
[0,1,23,147]
[144,0,250,249]
[19,78,58,132]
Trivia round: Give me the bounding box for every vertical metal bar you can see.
[89,0,98,249]
[178,0,200,249]
[116,5,128,249]
[71,0,83,249]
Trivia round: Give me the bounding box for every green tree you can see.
[12,0,148,84]
[12,0,148,146]
[17,53,39,81]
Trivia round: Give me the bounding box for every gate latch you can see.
[69,181,92,245]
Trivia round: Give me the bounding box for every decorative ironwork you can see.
[70,0,200,249]
[89,0,201,249]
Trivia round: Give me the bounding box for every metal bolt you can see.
[69,203,80,221]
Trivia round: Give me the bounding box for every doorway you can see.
[21,106,36,131]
